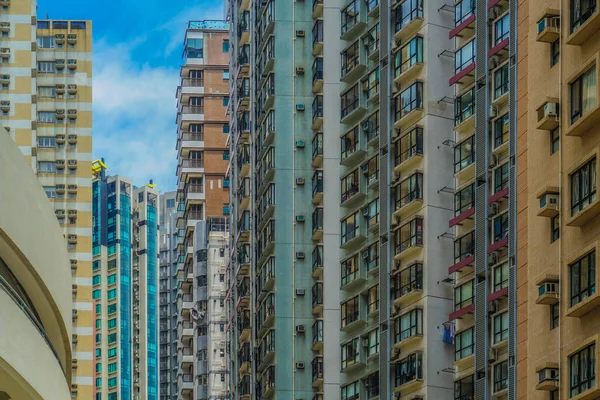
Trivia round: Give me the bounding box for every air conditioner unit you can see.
[362,207,370,217]
[296,361,305,369]
[296,178,305,185]
[296,140,305,148]
[362,121,371,132]
[541,281,558,295]
[296,67,305,75]
[295,289,305,296]
[488,348,497,362]
[362,164,369,175]
[489,105,498,118]
[295,324,305,333]
[489,251,498,265]
[296,104,305,111]
[538,367,559,384]
[296,251,306,259]
[362,249,370,259]
[296,215,305,223]
[489,154,498,168]
[362,338,369,347]
[296,30,305,37]
[544,102,558,117]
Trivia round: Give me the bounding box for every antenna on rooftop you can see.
[46,12,49,19]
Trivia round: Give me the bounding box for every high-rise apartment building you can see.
[1,3,94,398]
[226,0,345,396]
[92,168,160,400]
[448,0,517,394]
[0,131,73,400]
[519,1,600,399]
[175,20,231,400]
[159,191,178,400]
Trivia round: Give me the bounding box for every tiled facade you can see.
[0,3,93,398]
[174,21,231,400]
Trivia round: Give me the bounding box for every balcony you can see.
[312,58,323,93]
[566,0,600,45]
[312,133,323,167]
[340,0,365,40]
[341,177,365,209]
[312,319,323,351]
[312,282,323,315]
[178,373,193,393]
[177,132,204,153]
[238,45,250,76]
[394,127,423,173]
[454,88,475,133]
[237,145,250,177]
[341,86,367,125]
[312,0,323,18]
[393,172,423,218]
[450,40,475,86]
[450,0,475,38]
[392,263,423,306]
[237,310,251,343]
[393,353,424,393]
[312,170,323,204]
[393,0,424,41]
[237,277,250,309]
[177,159,204,178]
[341,127,366,167]
[311,356,324,388]
[393,309,423,349]
[237,78,250,111]
[311,207,324,242]
[177,78,204,101]
[394,82,423,130]
[184,183,204,202]
[238,177,251,210]
[394,36,424,86]
[238,12,250,46]
[180,320,194,338]
[312,95,323,130]
[449,231,474,274]
[394,217,423,261]
[341,43,367,84]
[179,345,194,365]
[237,211,251,241]
[312,20,323,56]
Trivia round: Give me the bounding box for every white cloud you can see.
[92,38,179,190]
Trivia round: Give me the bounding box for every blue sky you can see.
[36,0,226,190]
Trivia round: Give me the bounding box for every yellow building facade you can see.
[0,2,93,398]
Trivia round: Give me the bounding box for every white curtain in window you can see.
[582,67,597,114]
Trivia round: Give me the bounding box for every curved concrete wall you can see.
[0,132,72,398]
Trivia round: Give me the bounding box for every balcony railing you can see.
[180,78,204,87]
[181,105,204,114]
[312,95,323,122]
[312,133,323,161]
[180,133,204,142]
[180,159,204,169]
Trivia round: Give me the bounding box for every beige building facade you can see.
[0,130,73,399]
[0,2,93,397]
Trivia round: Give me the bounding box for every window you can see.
[551,40,560,67]
[341,169,360,204]
[455,328,474,360]
[108,362,117,373]
[454,183,474,216]
[454,40,475,74]
[570,251,596,307]
[96,378,101,387]
[223,124,229,133]
[95,319,101,329]
[571,0,596,33]
[494,64,509,99]
[38,161,56,173]
[95,348,101,357]
[37,61,56,74]
[495,14,510,45]
[394,308,423,343]
[395,353,423,386]
[341,0,359,35]
[494,114,509,148]
[341,296,359,328]
[107,274,116,285]
[37,36,55,48]
[107,289,117,300]
[494,163,509,193]
[395,0,424,32]
[551,215,560,242]
[108,318,117,329]
[222,40,229,52]
[185,38,203,59]
[493,312,509,343]
[92,275,101,285]
[395,217,423,254]
[569,343,596,397]
[494,262,509,291]
[108,377,117,388]
[455,87,474,125]
[455,375,474,400]
[38,86,56,98]
[108,333,117,343]
[493,361,509,393]
[454,136,474,173]
[396,173,423,209]
[96,363,102,373]
[454,231,474,264]
[454,280,474,310]
[38,111,56,124]
[367,329,379,356]
[341,212,359,245]
[222,70,230,80]
[341,84,360,119]
[493,212,509,242]
[341,41,360,77]
[43,186,56,199]
[550,128,560,154]
[395,81,423,120]
[92,289,101,299]
[394,263,423,298]
[395,36,423,77]
[570,66,597,124]
[341,255,359,287]
[455,0,474,25]
[223,151,230,160]
[341,381,359,400]
[550,303,559,329]
[223,97,229,107]
[38,137,56,150]
[570,157,596,216]
[341,338,359,370]
[95,303,101,314]
[219,274,225,282]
